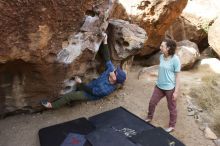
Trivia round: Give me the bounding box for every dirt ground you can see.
[0,66,216,146]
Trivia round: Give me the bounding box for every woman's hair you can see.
[163,38,177,56]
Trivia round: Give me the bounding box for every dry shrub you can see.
[190,73,220,136]
[189,73,220,110]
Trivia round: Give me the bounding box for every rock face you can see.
[0,0,114,116]
[111,0,188,55]
[208,17,220,57]
[1,0,86,63]
[0,61,67,113]
[166,0,220,50]
[108,19,147,60]
[0,0,148,116]
[166,17,207,50]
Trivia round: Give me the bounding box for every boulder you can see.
[208,17,220,57]
[0,0,148,116]
[166,17,207,50]
[166,0,220,50]
[111,0,188,55]
[0,0,114,116]
[204,127,218,140]
[177,40,200,69]
[108,19,147,60]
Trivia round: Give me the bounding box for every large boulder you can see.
[177,40,200,69]
[111,0,188,55]
[166,17,207,50]
[0,0,148,116]
[208,17,220,58]
[166,0,220,50]
[0,0,113,116]
[108,19,147,60]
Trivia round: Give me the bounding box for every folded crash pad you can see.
[39,118,95,146]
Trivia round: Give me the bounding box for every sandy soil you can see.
[0,66,215,146]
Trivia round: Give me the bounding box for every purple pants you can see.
[147,86,177,127]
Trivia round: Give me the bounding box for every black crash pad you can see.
[38,107,185,146]
[86,127,139,146]
[38,118,95,146]
[89,107,155,136]
[130,127,185,146]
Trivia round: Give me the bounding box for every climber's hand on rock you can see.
[75,76,82,84]
[102,32,107,44]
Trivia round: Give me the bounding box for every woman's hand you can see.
[172,91,178,101]
[173,72,180,101]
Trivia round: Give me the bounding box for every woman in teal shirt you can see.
[146,38,181,133]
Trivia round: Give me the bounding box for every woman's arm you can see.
[173,72,180,101]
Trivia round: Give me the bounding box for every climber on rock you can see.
[41,33,126,109]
